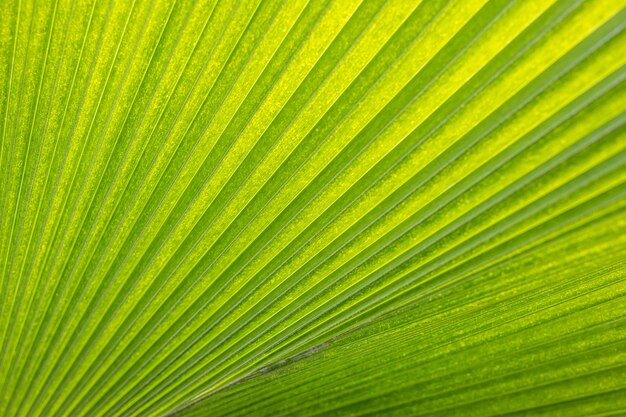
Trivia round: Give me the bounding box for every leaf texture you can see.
[0,0,625,416]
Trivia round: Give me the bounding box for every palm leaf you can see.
[1,0,625,416]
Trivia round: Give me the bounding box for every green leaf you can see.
[1,0,625,416]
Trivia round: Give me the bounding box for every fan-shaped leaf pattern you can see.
[1,0,625,416]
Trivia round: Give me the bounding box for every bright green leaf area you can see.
[1,0,625,416]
